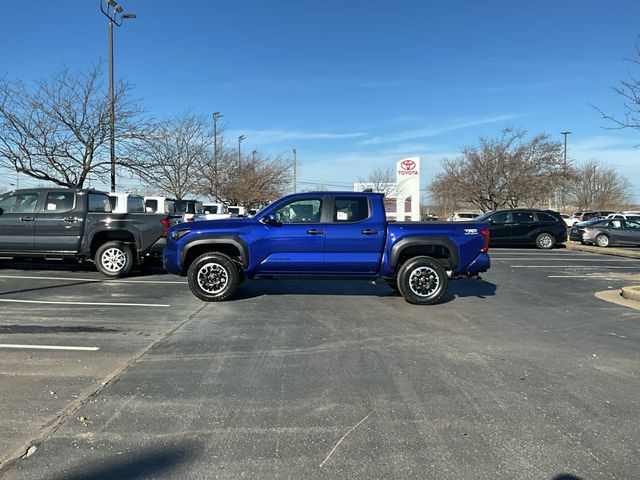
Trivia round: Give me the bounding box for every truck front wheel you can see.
[95,241,134,278]
[188,253,239,302]
[397,256,448,305]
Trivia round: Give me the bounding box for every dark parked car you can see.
[580,218,640,247]
[579,210,614,222]
[475,209,567,249]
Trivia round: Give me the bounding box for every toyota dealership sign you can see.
[396,157,421,221]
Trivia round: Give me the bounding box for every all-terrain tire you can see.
[397,256,448,305]
[187,252,239,302]
[94,241,134,278]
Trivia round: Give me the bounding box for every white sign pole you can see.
[396,157,421,221]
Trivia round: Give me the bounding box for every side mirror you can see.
[260,213,279,226]
[0,207,3,215]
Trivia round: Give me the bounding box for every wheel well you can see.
[91,231,136,256]
[183,243,243,273]
[397,245,453,271]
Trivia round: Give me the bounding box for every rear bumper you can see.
[465,252,491,274]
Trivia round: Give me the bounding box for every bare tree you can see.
[566,159,631,210]
[0,64,147,188]
[198,149,291,207]
[357,167,396,196]
[430,130,564,212]
[595,40,640,130]
[132,113,210,199]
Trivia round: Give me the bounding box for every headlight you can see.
[170,229,191,241]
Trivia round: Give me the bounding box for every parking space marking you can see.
[494,258,636,262]
[510,265,639,269]
[0,275,186,284]
[0,299,170,307]
[0,344,99,351]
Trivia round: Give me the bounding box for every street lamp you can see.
[238,135,246,167]
[292,147,297,193]
[560,131,571,211]
[99,0,137,192]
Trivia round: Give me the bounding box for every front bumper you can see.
[162,244,182,274]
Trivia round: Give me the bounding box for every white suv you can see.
[447,211,481,221]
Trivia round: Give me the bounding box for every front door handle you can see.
[64,217,78,223]
[306,229,324,235]
[20,216,35,222]
[361,229,378,235]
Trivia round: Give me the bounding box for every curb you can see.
[621,286,640,303]
[564,241,640,260]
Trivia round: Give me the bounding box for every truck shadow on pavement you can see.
[233,278,497,302]
[53,443,198,480]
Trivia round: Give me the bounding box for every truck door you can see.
[34,191,84,252]
[323,196,385,274]
[0,190,40,252]
[256,197,326,274]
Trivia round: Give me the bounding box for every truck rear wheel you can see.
[397,256,448,305]
[95,241,134,278]
[188,252,239,302]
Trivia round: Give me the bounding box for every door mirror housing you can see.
[260,213,280,226]
[0,207,3,216]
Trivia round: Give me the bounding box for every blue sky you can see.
[1,0,639,200]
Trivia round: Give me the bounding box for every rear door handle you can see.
[306,229,324,235]
[20,216,35,222]
[361,229,378,235]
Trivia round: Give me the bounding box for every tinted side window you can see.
[165,200,175,213]
[44,192,75,212]
[89,194,112,213]
[0,192,38,213]
[0,192,39,213]
[145,199,158,213]
[127,197,145,213]
[333,197,370,222]
[488,212,509,224]
[536,212,557,223]
[275,198,322,224]
[195,203,203,214]
[513,212,535,223]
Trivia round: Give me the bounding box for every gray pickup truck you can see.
[0,188,169,277]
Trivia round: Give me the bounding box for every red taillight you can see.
[160,218,171,238]
[186,217,194,222]
[481,229,490,253]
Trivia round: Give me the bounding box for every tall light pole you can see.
[560,131,571,211]
[212,112,223,199]
[238,135,246,167]
[100,0,136,193]
[292,147,297,193]
[213,112,223,169]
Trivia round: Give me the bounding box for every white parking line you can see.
[0,344,99,351]
[494,258,635,262]
[0,299,170,307]
[511,265,639,269]
[0,275,185,284]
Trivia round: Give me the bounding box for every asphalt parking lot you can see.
[1,249,639,480]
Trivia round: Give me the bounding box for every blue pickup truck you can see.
[163,192,490,305]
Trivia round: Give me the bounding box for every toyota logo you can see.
[400,159,416,171]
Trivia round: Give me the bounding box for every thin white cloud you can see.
[359,114,522,146]
[226,129,367,144]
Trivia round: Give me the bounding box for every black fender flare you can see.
[180,235,249,268]
[390,236,459,270]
